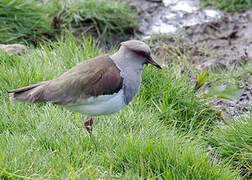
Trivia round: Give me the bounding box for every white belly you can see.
[65,89,126,116]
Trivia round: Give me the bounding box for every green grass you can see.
[51,0,138,44]
[201,0,252,12]
[0,35,239,179]
[206,62,252,87]
[204,113,252,178]
[139,65,218,134]
[0,0,138,45]
[0,0,55,44]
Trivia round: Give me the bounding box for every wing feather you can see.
[43,55,123,105]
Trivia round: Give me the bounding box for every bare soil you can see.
[184,10,252,71]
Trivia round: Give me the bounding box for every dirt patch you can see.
[184,10,252,71]
[146,35,207,64]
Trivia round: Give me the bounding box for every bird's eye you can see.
[136,51,145,56]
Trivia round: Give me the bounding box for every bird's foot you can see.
[84,117,93,134]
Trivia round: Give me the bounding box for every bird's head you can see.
[120,40,162,69]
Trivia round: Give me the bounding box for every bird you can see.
[8,40,162,133]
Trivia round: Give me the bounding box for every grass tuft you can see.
[51,0,138,44]
[0,0,138,45]
[204,112,252,178]
[139,65,218,134]
[0,0,54,44]
[102,133,236,179]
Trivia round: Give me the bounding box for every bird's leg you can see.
[84,117,97,149]
[84,116,93,134]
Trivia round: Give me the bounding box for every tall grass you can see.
[204,113,252,178]
[0,0,54,44]
[206,62,252,87]
[0,35,238,179]
[139,66,218,134]
[51,0,138,44]
[0,0,138,45]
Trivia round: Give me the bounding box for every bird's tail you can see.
[8,82,48,103]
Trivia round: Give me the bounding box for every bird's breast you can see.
[65,89,126,116]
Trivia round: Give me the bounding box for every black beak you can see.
[146,55,162,69]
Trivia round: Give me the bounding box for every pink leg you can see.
[84,117,93,134]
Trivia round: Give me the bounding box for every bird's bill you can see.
[147,56,162,69]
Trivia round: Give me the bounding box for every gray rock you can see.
[0,44,27,55]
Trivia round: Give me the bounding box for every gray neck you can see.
[110,46,145,104]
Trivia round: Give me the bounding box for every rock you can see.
[0,44,27,55]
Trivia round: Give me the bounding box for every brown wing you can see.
[43,54,123,105]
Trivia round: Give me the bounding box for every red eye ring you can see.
[136,51,145,56]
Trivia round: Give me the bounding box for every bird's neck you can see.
[110,47,143,104]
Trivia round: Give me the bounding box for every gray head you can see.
[118,40,162,69]
[121,40,151,55]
